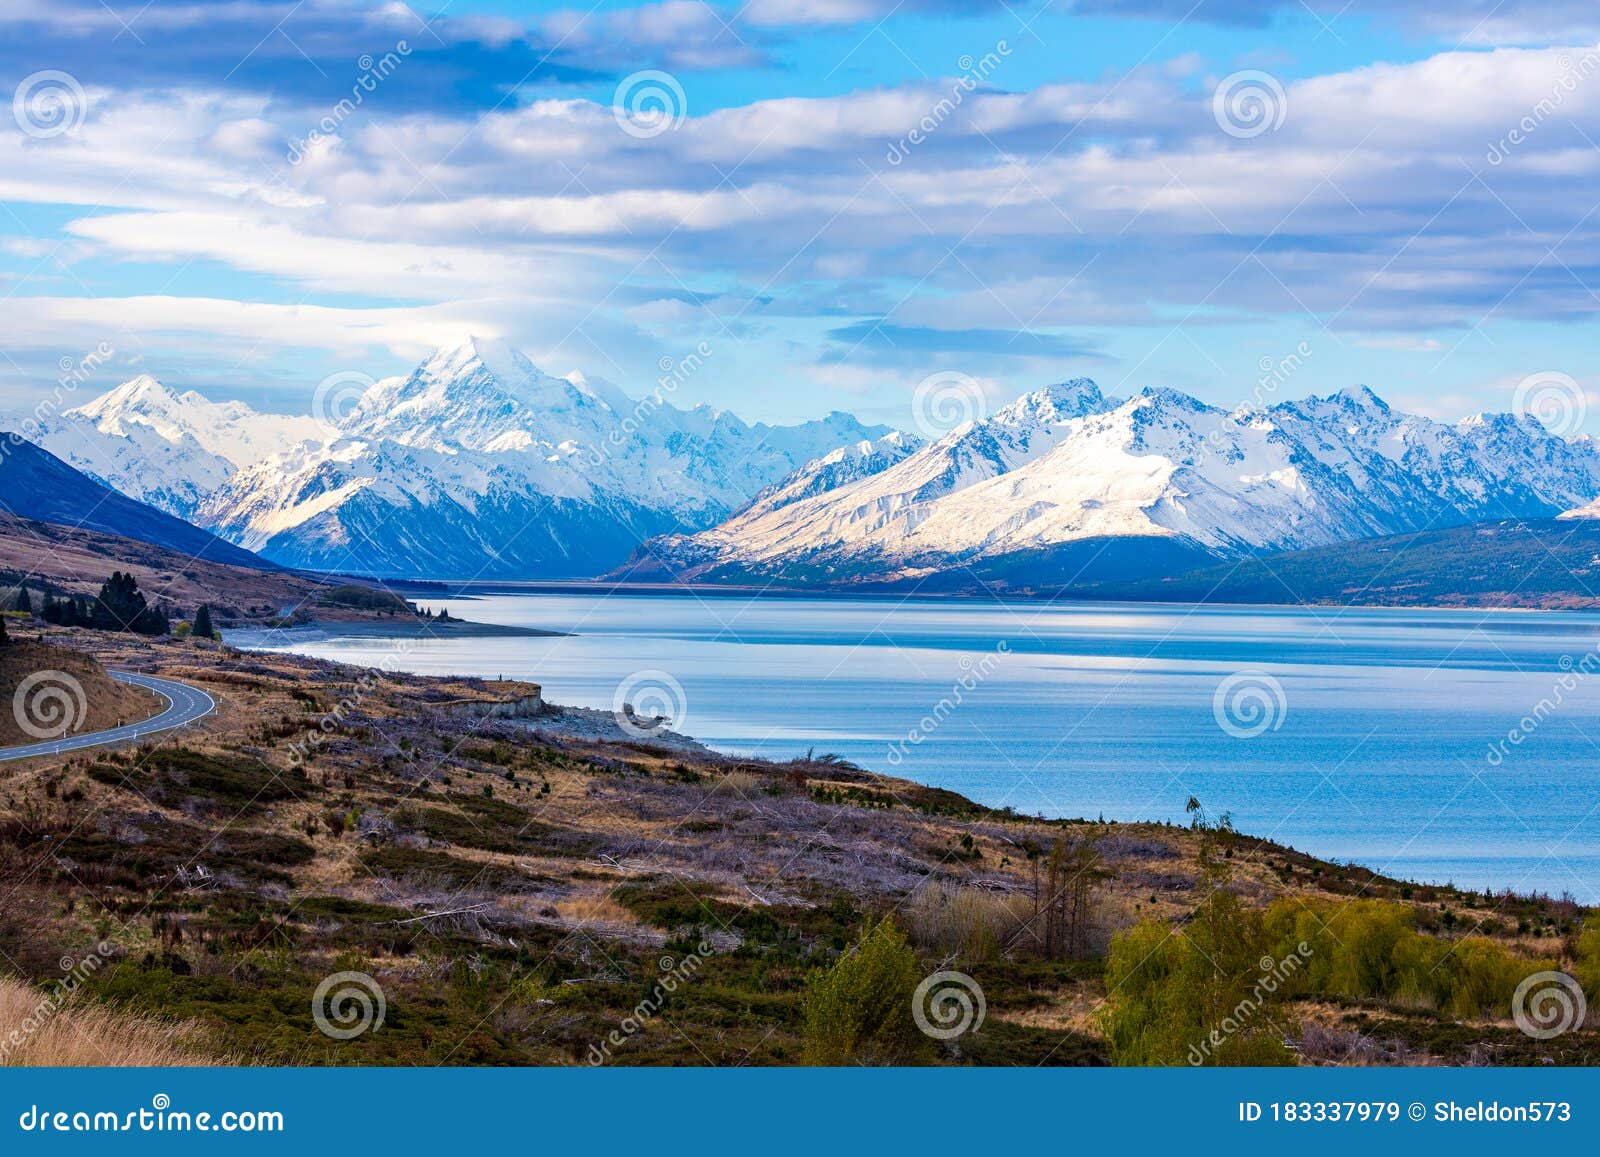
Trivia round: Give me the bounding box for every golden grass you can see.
[0,976,220,1067]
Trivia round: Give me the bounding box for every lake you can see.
[232,592,1600,900]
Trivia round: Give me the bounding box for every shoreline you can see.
[223,618,569,647]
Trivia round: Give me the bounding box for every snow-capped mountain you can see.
[198,338,893,577]
[25,375,322,519]
[626,381,1600,588]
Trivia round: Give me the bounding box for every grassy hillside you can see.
[1077,518,1600,609]
[0,632,1595,1066]
[0,641,158,746]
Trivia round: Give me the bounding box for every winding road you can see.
[0,671,215,763]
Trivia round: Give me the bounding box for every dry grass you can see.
[0,975,219,1067]
[902,881,1032,959]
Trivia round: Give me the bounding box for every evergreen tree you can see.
[40,591,58,624]
[0,615,9,645]
[192,604,214,639]
[89,572,168,635]
[13,583,30,615]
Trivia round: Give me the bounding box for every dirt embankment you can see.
[0,641,158,746]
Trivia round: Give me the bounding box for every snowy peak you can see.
[639,380,1600,586]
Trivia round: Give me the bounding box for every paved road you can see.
[0,671,215,763]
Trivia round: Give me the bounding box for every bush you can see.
[903,882,1027,961]
[802,919,931,1066]
[1101,887,1295,1067]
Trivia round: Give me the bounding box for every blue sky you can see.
[3,0,1600,428]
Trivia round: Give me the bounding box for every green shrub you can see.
[801,919,931,1066]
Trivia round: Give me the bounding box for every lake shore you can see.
[223,617,569,648]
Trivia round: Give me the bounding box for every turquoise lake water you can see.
[234,592,1600,900]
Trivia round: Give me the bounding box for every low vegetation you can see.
[0,632,1595,1067]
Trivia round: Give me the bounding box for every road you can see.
[0,671,215,763]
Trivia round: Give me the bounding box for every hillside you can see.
[0,631,1595,1067]
[0,642,157,746]
[1078,518,1600,609]
[0,435,267,569]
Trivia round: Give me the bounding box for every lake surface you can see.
[233,592,1600,900]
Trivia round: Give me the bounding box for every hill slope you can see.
[1078,518,1600,609]
[0,436,270,570]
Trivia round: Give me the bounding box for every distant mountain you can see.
[27,375,322,520]
[1078,518,1600,610]
[0,435,270,569]
[197,338,893,578]
[622,382,1600,590]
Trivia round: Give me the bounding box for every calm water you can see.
[234,593,1600,899]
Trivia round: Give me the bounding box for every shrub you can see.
[802,919,931,1065]
[903,882,1027,961]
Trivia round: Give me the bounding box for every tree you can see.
[88,572,168,635]
[192,604,215,640]
[802,918,931,1065]
[0,615,9,645]
[13,584,30,615]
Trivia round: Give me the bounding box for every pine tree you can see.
[13,584,30,615]
[0,615,10,645]
[192,604,214,640]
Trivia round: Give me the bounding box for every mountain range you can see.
[23,339,892,579]
[15,349,1600,592]
[617,380,1600,589]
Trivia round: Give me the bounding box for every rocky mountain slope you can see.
[622,382,1600,589]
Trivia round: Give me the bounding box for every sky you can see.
[3,0,1600,429]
